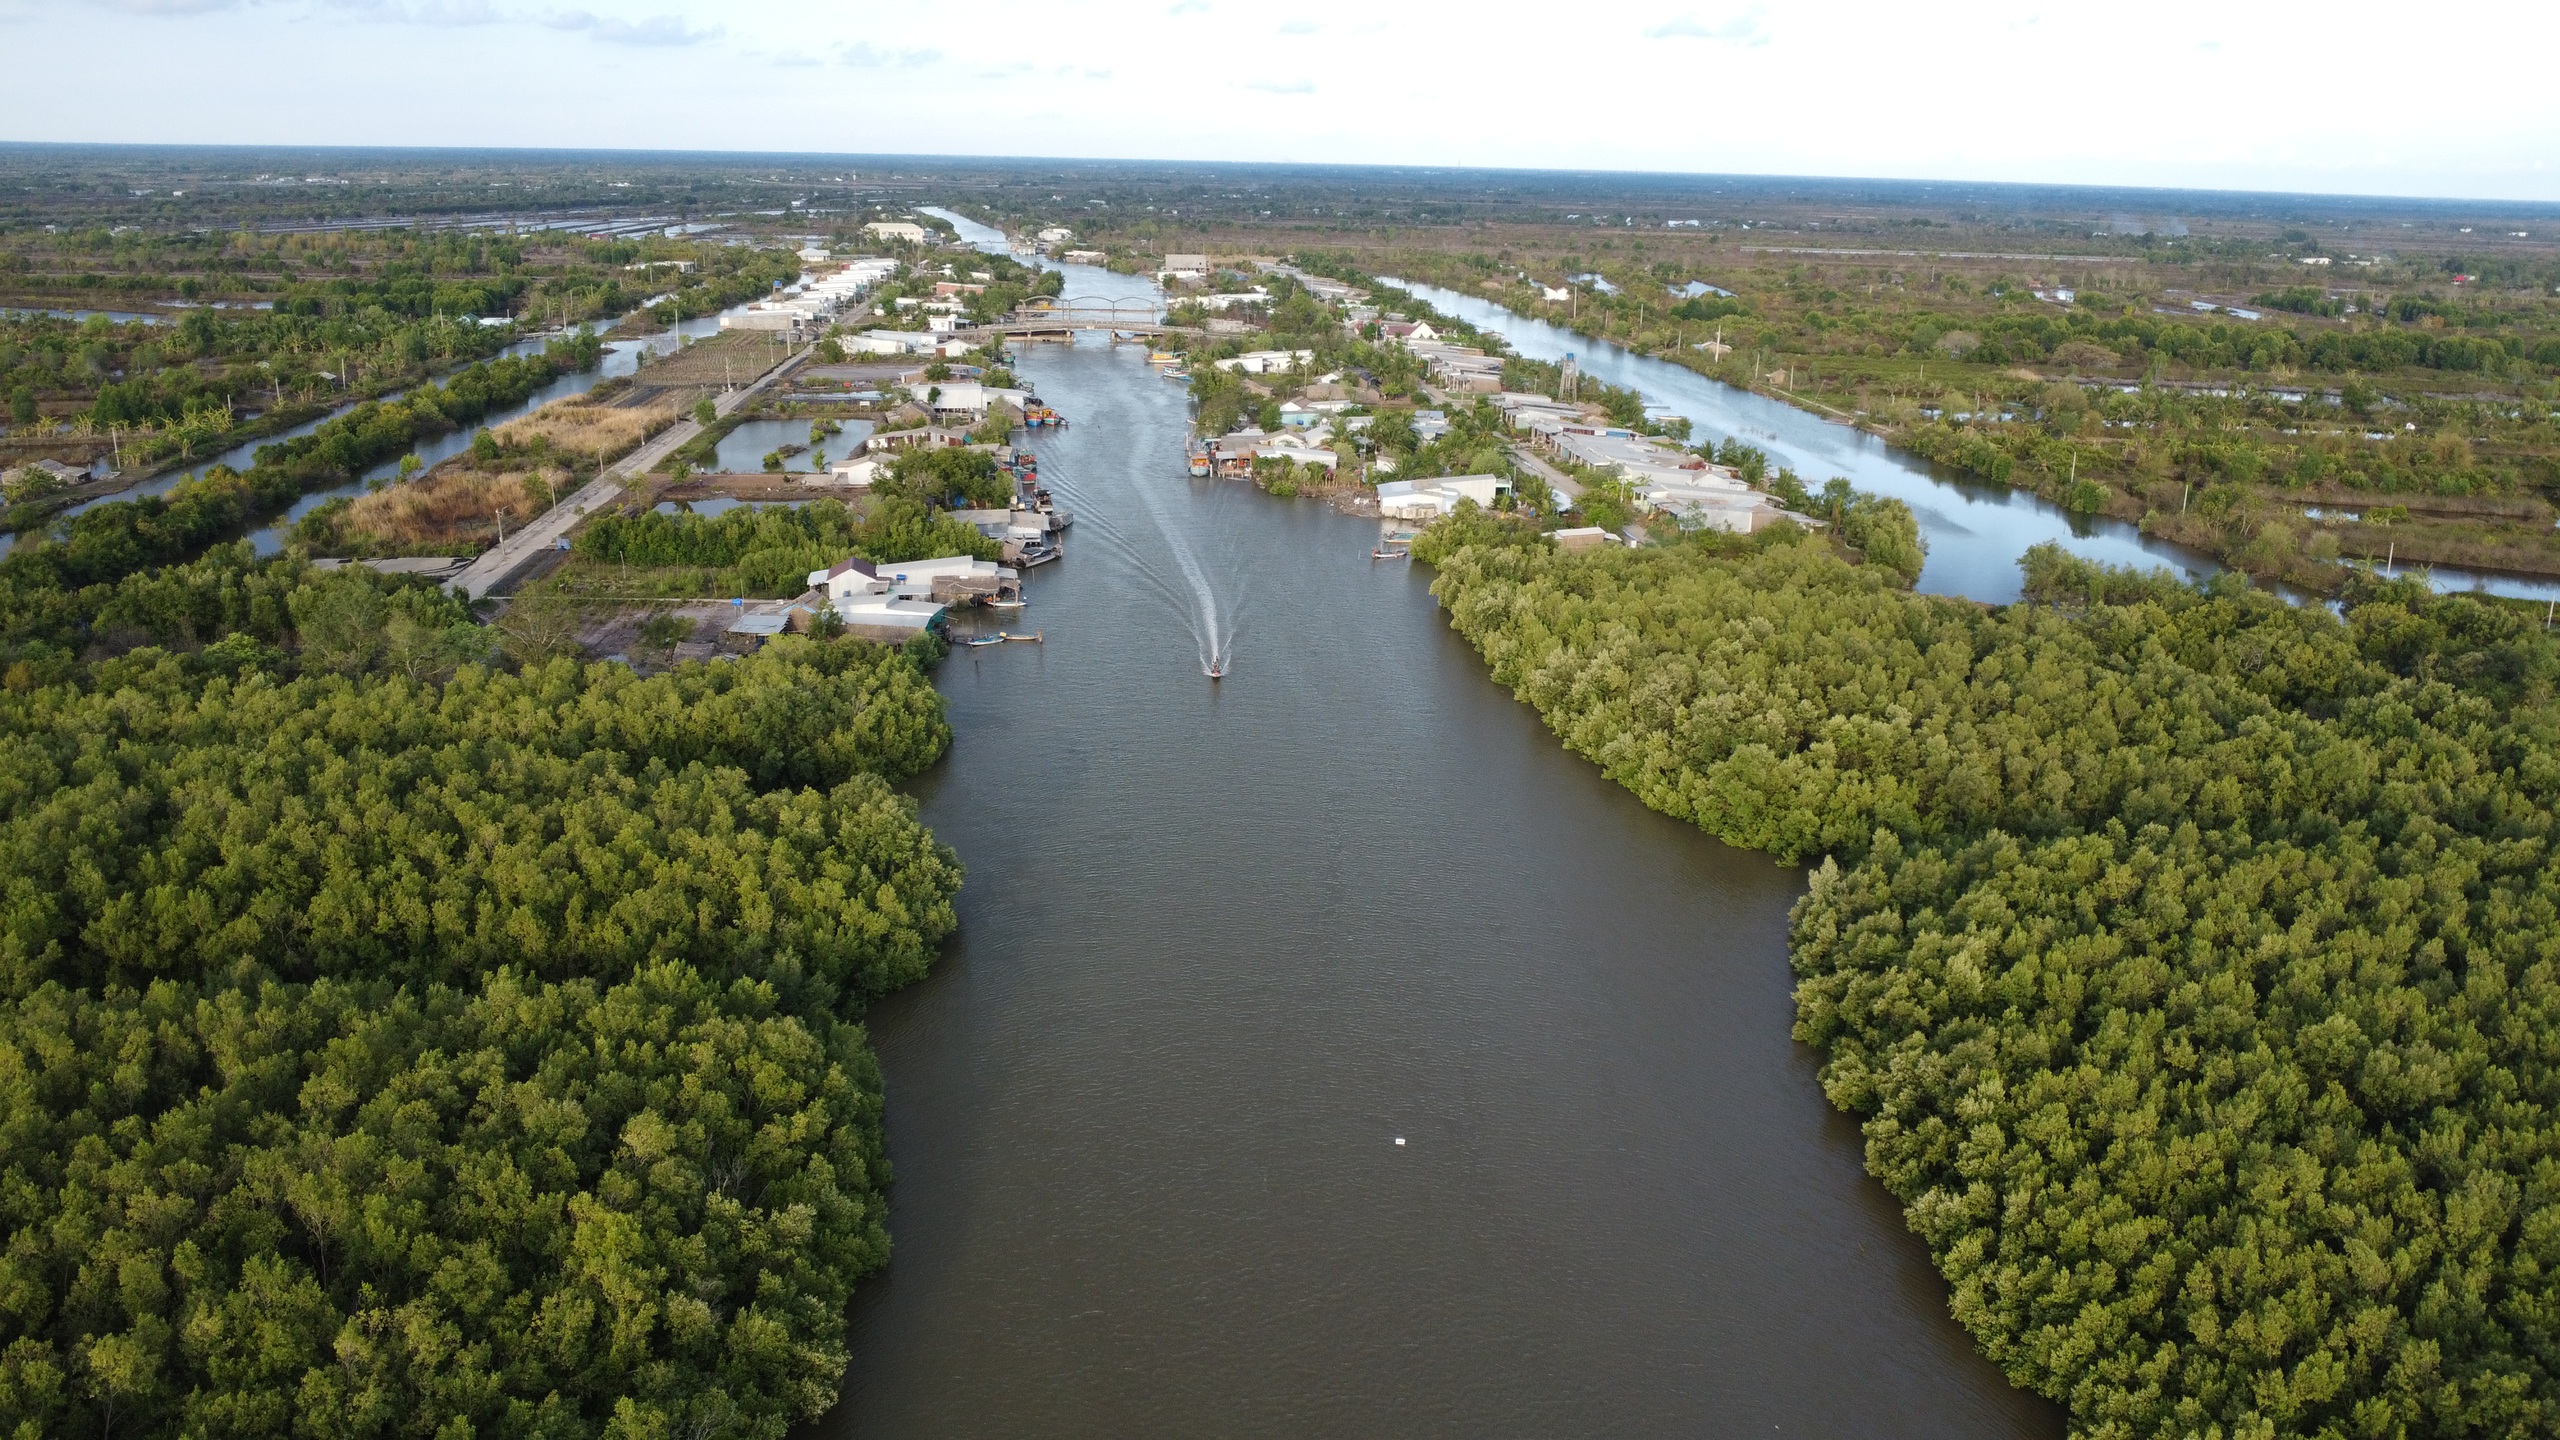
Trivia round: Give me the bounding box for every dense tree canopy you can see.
[570,495,998,599]
[1415,510,2560,1439]
[0,631,961,1440]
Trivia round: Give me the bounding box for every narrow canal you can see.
[814,241,2059,1436]
[2,312,729,560]
[1392,277,2560,604]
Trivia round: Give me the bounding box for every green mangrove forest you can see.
[1415,508,2560,1439]
[0,555,963,1440]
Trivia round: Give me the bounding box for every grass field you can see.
[635,330,798,390]
[495,396,678,463]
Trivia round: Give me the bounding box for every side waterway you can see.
[813,222,2059,1435]
[3,312,731,560]
[1390,278,2560,604]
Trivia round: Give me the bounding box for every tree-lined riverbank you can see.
[1415,507,2560,1438]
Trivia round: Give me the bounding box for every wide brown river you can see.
[809,304,2060,1435]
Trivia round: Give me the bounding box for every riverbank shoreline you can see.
[1397,278,2560,594]
[813,316,2061,1440]
[1367,274,2560,604]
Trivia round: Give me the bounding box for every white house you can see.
[832,597,946,642]
[799,558,949,640]
[723,305,820,338]
[865,221,929,243]
[1197,288,1271,311]
[1037,226,1075,245]
[1158,253,1210,282]
[810,553,1018,603]
[819,456,890,488]
[1205,426,1337,477]
[1647,487,1789,534]
[1417,346,1504,391]
[1374,474,1507,521]
[1551,431,1747,498]
[1211,349,1314,376]
[842,329,942,356]
[864,425,972,453]
[911,382,1032,423]
[1495,392,1585,431]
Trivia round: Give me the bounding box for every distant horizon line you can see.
[3,140,2557,216]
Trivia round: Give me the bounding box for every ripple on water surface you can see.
[814,333,2061,1439]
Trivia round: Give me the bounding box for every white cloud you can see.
[11,0,2560,202]
[1277,17,1318,32]
[326,0,504,23]
[544,9,717,45]
[88,0,238,12]
[839,40,941,67]
[1643,7,1767,44]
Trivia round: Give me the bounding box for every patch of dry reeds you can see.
[496,397,677,462]
[638,330,789,389]
[340,468,567,546]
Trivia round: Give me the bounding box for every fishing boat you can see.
[1372,546,1410,561]
[1000,631,1043,643]
[987,597,1027,610]
[958,635,1004,648]
[1186,446,1210,477]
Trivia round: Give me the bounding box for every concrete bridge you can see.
[957,297,1201,339]
[964,314,1200,338]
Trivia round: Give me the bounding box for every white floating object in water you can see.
[1394,1137,1405,1146]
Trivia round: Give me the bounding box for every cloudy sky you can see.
[5,0,2555,201]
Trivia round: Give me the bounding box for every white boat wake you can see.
[1127,467,1234,674]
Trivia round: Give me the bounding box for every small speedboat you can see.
[1372,546,1409,561]
[1001,631,1043,643]
[988,598,1026,610]
[1206,661,1225,680]
[959,635,1003,648]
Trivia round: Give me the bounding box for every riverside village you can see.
[73,209,1832,674]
